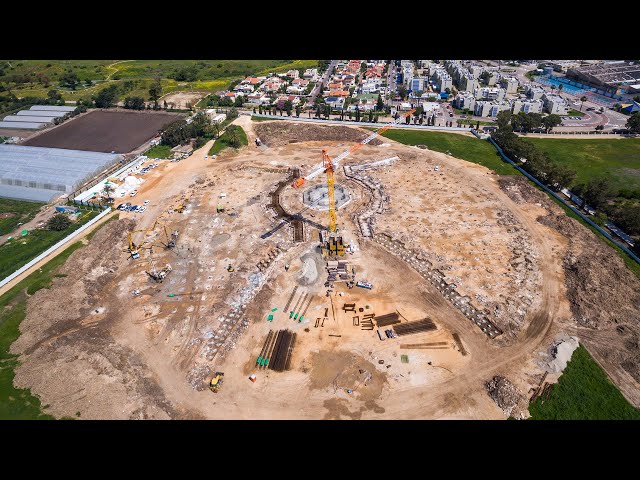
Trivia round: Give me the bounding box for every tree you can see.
[479,71,490,85]
[258,105,263,115]
[579,95,587,112]
[234,95,244,107]
[211,122,221,139]
[148,78,162,109]
[558,84,563,95]
[93,85,119,108]
[582,177,613,209]
[47,89,62,103]
[547,165,576,191]
[61,70,79,90]
[376,94,384,111]
[398,85,407,100]
[228,107,239,120]
[626,112,640,134]
[227,126,241,148]
[295,105,301,117]
[595,124,604,131]
[124,96,146,110]
[542,114,562,133]
[284,100,293,116]
[496,110,512,129]
[103,183,115,200]
[47,213,71,231]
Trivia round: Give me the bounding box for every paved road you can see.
[307,60,337,107]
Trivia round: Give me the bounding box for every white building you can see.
[453,92,476,111]
[500,76,519,94]
[474,100,511,117]
[432,67,453,93]
[525,84,546,100]
[474,87,506,101]
[511,98,543,114]
[542,93,569,115]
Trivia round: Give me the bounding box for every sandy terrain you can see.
[160,92,207,110]
[9,119,639,419]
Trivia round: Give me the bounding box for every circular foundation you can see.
[303,184,352,210]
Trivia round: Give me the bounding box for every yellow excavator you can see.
[209,372,224,392]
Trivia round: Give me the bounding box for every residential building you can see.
[286,69,300,79]
[500,76,519,94]
[325,96,345,109]
[411,77,426,92]
[474,100,511,117]
[431,67,453,93]
[303,68,318,79]
[511,98,543,114]
[525,84,546,100]
[542,93,569,115]
[453,92,476,111]
[474,87,506,101]
[234,84,255,94]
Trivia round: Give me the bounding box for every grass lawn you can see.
[0,240,86,420]
[529,345,640,420]
[526,138,640,192]
[251,115,280,122]
[0,210,99,281]
[375,128,520,175]
[209,125,248,155]
[566,109,585,117]
[144,144,173,159]
[0,199,44,236]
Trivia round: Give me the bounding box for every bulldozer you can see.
[209,372,224,393]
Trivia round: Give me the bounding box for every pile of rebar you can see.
[393,318,437,336]
[256,329,296,372]
[375,312,401,327]
[452,333,467,356]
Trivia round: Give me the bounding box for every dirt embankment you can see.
[499,176,640,399]
[253,122,383,147]
[10,218,201,419]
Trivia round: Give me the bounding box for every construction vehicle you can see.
[227,264,235,272]
[209,372,225,393]
[127,225,158,259]
[162,225,179,249]
[146,250,172,282]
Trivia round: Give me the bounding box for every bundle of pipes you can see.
[374,312,401,327]
[393,318,437,336]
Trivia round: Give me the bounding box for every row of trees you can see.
[496,110,562,134]
[491,116,577,192]
[160,108,238,148]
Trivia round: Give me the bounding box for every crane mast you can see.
[323,149,337,233]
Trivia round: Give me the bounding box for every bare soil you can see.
[22,110,181,153]
[254,121,383,147]
[9,119,640,419]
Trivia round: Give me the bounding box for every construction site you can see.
[9,113,640,420]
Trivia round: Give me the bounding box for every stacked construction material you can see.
[374,312,401,328]
[256,330,296,372]
[393,318,437,336]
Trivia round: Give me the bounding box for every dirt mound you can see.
[498,176,552,206]
[253,121,383,147]
[485,375,528,418]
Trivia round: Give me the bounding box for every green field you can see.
[0,240,87,420]
[529,345,640,420]
[209,125,248,155]
[0,210,98,281]
[526,138,640,192]
[375,129,520,175]
[0,199,44,236]
[566,109,585,117]
[2,60,318,103]
[144,144,173,159]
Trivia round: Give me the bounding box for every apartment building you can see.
[525,84,546,100]
[453,92,476,111]
[542,93,569,115]
[511,98,544,114]
[474,100,511,117]
[473,87,506,101]
[500,76,519,94]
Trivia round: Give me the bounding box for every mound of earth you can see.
[254,121,383,147]
[485,375,528,418]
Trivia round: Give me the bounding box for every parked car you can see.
[143,200,150,205]
[130,190,138,197]
[137,207,146,213]
[119,192,126,198]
